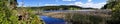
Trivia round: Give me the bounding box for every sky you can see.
[17,0,107,9]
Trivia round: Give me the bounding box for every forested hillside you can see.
[23,5,96,11]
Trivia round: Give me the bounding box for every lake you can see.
[40,15,65,24]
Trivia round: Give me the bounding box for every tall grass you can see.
[65,13,109,24]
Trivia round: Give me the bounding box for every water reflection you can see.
[40,15,65,24]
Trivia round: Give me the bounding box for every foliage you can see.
[69,7,80,10]
[0,6,19,24]
[0,0,44,24]
[102,0,120,24]
[110,2,120,24]
[102,1,117,9]
[26,9,45,24]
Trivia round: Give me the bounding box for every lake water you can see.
[40,15,65,24]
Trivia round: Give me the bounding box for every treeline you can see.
[22,5,96,11]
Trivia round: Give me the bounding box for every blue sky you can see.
[17,0,107,9]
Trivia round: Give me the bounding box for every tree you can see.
[103,0,120,24]
[0,0,44,24]
[101,0,119,9]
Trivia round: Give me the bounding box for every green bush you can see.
[0,0,44,24]
[102,0,120,24]
[107,3,120,24]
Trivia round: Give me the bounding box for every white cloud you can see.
[65,0,106,9]
[18,2,26,7]
[62,0,76,1]
[75,2,83,5]
[44,0,106,9]
[88,0,92,2]
[74,2,106,9]
[18,2,24,5]
[18,2,22,6]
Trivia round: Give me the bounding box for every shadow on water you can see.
[40,15,65,24]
